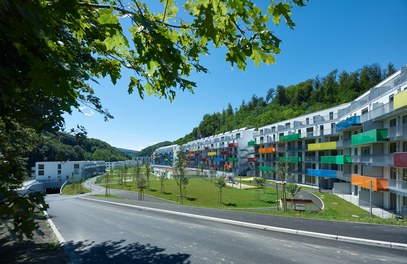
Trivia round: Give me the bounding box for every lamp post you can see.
[369,180,373,217]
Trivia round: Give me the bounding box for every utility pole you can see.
[369,180,373,217]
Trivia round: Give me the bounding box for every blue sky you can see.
[63,0,407,151]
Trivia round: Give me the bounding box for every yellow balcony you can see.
[208,152,217,156]
[394,89,407,110]
[307,141,336,151]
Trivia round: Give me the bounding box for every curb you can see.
[80,196,407,250]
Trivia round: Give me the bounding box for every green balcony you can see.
[228,157,238,162]
[248,140,256,146]
[259,166,275,172]
[351,129,388,146]
[279,133,301,142]
[320,155,351,164]
[278,156,301,163]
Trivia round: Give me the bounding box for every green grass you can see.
[61,183,90,195]
[100,175,407,225]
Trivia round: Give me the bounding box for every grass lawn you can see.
[99,174,407,225]
[61,183,90,195]
[91,194,125,199]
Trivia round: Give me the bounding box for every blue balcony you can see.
[336,116,361,133]
[213,157,224,162]
[307,169,337,178]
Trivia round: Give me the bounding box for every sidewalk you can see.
[333,193,396,219]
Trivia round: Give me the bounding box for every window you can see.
[354,148,358,155]
[285,122,290,129]
[320,125,324,135]
[361,108,368,115]
[403,115,407,124]
[306,118,309,125]
[48,176,51,181]
[58,164,61,169]
[389,94,394,102]
[271,126,275,132]
[404,141,407,152]
[57,170,61,175]
[390,118,397,127]
[38,164,44,169]
[354,165,358,174]
[236,133,241,139]
[389,142,397,153]
[329,112,334,120]
[361,146,370,155]
[74,164,80,169]
[38,170,44,176]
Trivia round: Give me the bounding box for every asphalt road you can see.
[46,195,407,264]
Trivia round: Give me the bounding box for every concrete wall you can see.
[359,189,383,207]
[333,182,351,194]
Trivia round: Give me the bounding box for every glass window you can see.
[306,118,309,125]
[74,163,80,169]
[389,94,394,102]
[329,112,334,120]
[38,164,44,169]
[285,122,290,129]
[38,170,44,176]
[58,164,61,169]
[402,115,407,124]
[389,143,397,153]
[390,118,397,127]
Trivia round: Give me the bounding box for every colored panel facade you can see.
[208,152,217,156]
[278,157,301,163]
[394,89,407,110]
[351,129,388,146]
[213,157,224,162]
[247,157,256,162]
[248,140,256,146]
[320,155,351,164]
[259,166,274,172]
[228,157,238,162]
[351,174,388,191]
[259,147,275,154]
[336,116,361,132]
[394,152,407,168]
[307,169,337,178]
[279,133,301,142]
[308,142,337,151]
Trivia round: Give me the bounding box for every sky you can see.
[63,0,407,151]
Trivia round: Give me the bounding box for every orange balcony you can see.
[351,174,388,192]
[259,147,275,154]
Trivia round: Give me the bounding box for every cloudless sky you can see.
[63,0,407,151]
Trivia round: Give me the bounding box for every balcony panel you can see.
[320,155,351,164]
[336,116,361,133]
[220,151,230,155]
[247,157,256,162]
[208,152,217,156]
[307,169,337,178]
[228,157,238,162]
[278,157,301,163]
[351,129,388,146]
[228,143,238,147]
[259,147,275,154]
[259,166,275,172]
[351,174,388,191]
[394,89,407,110]
[394,152,407,168]
[307,141,337,151]
[213,157,224,162]
[279,133,301,142]
[248,140,256,146]
[388,179,407,195]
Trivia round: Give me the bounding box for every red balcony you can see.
[228,143,238,147]
[394,152,407,168]
[205,147,211,151]
[248,157,256,162]
[221,151,230,155]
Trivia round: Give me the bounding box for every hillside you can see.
[134,141,173,157]
[175,63,396,144]
[28,132,131,168]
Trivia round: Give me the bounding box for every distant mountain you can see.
[116,148,139,156]
[134,141,173,157]
[28,132,132,168]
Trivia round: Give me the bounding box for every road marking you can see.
[43,210,65,244]
[80,197,407,250]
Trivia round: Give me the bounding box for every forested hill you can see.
[28,132,131,168]
[134,141,173,157]
[175,63,397,144]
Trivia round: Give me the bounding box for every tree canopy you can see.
[1,0,306,238]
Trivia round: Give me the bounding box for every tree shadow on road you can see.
[66,239,191,264]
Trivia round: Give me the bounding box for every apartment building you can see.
[35,160,106,189]
[253,67,407,214]
[105,160,137,171]
[182,127,256,175]
[152,144,180,167]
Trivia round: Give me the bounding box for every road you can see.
[46,195,407,264]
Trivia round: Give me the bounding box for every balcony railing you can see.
[388,179,407,195]
[351,129,388,146]
[351,154,394,166]
[320,155,351,165]
[394,152,407,168]
[388,124,407,140]
[307,141,337,151]
[307,169,337,178]
[278,157,301,163]
[336,116,361,133]
[303,156,317,162]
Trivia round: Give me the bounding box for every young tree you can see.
[276,160,290,211]
[214,176,227,204]
[0,0,304,239]
[135,174,147,201]
[145,163,151,190]
[173,150,187,204]
[159,171,168,193]
[287,182,302,198]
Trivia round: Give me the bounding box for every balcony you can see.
[228,157,238,162]
[205,147,211,151]
[336,116,361,133]
[220,151,230,155]
[228,143,238,147]
[320,155,351,165]
[351,174,388,191]
[303,156,317,163]
[278,157,301,163]
[388,179,407,195]
[351,129,388,146]
[248,140,256,146]
[213,157,224,162]
[259,147,275,154]
[307,141,337,151]
[351,154,393,166]
[279,133,301,142]
[394,89,407,110]
[394,152,407,168]
[248,157,256,162]
[307,169,337,178]
[389,124,407,140]
[259,166,275,172]
[208,152,217,156]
